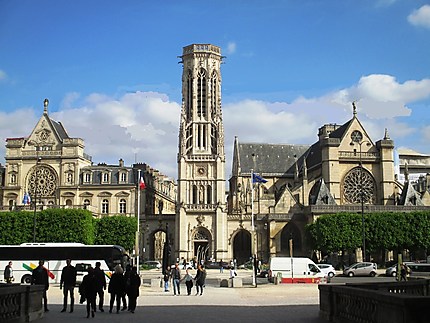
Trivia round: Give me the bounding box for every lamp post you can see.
[33,155,41,242]
[350,136,371,261]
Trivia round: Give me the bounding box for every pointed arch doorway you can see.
[233,229,251,265]
[192,227,211,265]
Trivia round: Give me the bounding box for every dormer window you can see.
[84,173,91,183]
[102,172,110,184]
[120,172,127,183]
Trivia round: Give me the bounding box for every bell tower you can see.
[176,44,228,262]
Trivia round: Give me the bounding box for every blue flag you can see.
[252,173,268,184]
[22,192,31,205]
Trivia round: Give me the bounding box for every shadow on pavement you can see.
[40,303,326,323]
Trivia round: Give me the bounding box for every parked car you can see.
[317,264,336,278]
[143,260,162,269]
[385,264,397,277]
[343,262,377,277]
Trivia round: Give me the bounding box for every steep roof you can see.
[237,142,310,176]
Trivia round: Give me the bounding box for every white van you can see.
[269,257,325,283]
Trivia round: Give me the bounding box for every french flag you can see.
[139,177,146,190]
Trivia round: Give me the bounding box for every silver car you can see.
[343,262,377,277]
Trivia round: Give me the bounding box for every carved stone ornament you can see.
[196,214,205,225]
[343,167,375,204]
[28,165,57,198]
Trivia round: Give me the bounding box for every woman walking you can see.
[126,266,141,313]
[108,265,125,314]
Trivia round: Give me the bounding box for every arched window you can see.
[119,199,127,214]
[65,199,73,208]
[102,199,109,214]
[10,173,16,184]
[83,199,90,209]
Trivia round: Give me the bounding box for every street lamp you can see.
[350,132,371,262]
[33,155,41,242]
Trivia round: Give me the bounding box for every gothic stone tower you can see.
[176,44,228,262]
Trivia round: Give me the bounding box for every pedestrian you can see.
[60,259,77,313]
[108,264,126,314]
[3,261,14,284]
[183,267,194,295]
[400,263,409,281]
[93,261,106,312]
[126,266,141,313]
[194,264,206,296]
[219,259,224,273]
[79,266,97,318]
[230,266,237,279]
[32,260,49,312]
[163,266,171,292]
[121,264,131,311]
[171,262,182,295]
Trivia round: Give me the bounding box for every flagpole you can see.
[251,169,257,287]
[136,169,141,274]
[251,169,254,231]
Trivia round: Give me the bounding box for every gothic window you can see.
[66,172,73,184]
[192,185,198,204]
[186,125,193,154]
[119,199,127,214]
[211,71,218,117]
[343,167,376,204]
[102,199,109,214]
[187,70,193,120]
[207,185,212,204]
[211,124,217,154]
[197,69,207,118]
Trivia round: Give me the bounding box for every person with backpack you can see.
[171,262,182,295]
[194,264,206,296]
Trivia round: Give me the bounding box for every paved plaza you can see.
[39,269,326,323]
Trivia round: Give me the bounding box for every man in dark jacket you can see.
[60,259,77,313]
[94,261,107,312]
[32,260,49,312]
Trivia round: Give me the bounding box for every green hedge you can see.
[0,209,136,252]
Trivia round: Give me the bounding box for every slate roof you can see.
[50,119,69,140]
[237,143,311,176]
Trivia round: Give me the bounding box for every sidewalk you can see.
[39,281,325,323]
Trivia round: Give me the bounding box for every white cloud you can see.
[1,74,429,178]
[225,42,237,55]
[0,70,7,81]
[408,5,430,29]
[329,74,430,119]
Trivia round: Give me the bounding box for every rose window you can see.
[28,166,57,198]
[343,167,375,204]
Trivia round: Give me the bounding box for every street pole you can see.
[33,153,40,242]
[360,144,366,262]
[251,169,257,287]
[136,169,141,273]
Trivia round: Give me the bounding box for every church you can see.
[1,43,429,265]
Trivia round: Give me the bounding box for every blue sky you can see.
[1,0,429,179]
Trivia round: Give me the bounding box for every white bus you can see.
[0,243,129,284]
[269,257,325,283]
